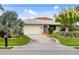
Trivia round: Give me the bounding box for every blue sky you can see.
[1,4,79,20]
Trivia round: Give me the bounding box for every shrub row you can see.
[58,31,79,37]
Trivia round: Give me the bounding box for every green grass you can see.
[51,33,79,46]
[0,47,13,49]
[0,35,30,46]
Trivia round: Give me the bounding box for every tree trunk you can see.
[65,27,69,32]
[10,30,13,37]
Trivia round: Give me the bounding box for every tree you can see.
[55,7,79,32]
[1,11,24,37]
[0,4,4,11]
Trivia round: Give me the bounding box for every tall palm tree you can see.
[55,7,79,32]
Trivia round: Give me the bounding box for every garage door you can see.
[23,25,43,35]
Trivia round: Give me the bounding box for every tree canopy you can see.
[0,11,24,37]
[55,7,79,32]
[0,4,4,11]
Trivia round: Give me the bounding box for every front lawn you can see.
[0,35,30,46]
[51,33,79,46]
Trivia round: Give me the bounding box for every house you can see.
[23,17,60,35]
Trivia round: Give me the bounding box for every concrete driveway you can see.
[27,34,53,44]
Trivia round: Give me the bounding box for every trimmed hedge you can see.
[58,31,79,37]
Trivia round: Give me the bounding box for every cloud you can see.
[18,14,34,20]
[30,16,34,19]
[28,9,37,15]
[54,12,59,16]
[53,6,59,10]
[18,14,27,20]
[19,9,37,19]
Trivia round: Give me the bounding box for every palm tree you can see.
[0,4,4,11]
[55,7,79,32]
[0,4,4,31]
[1,11,24,37]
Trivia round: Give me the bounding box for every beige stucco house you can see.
[23,17,60,35]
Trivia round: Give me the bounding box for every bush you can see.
[58,31,79,37]
[0,31,5,38]
[48,27,53,34]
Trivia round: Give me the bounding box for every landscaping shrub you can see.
[58,31,79,37]
[0,31,5,38]
[48,27,53,34]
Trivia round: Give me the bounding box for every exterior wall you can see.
[23,24,44,35]
[55,26,61,32]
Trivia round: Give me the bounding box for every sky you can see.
[1,4,79,20]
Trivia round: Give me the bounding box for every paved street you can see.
[0,49,79,55]
[0,35,78,55]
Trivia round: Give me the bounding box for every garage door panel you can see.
[23,25,43,35]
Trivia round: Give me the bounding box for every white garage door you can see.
[23,25,43,35]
